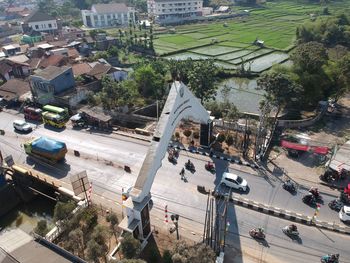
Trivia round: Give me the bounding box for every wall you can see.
[277,102,328,129]
[51,68,75,94]
[0,183,21,217]
[28,19,57,32]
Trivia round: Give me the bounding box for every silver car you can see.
[13,120,32,132]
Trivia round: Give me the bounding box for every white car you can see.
[220,172,248,192]
[13,120,32,132]
[339,206,350,223]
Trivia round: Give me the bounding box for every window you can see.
[94,15,98,21]
[162,4,165,7]
[35,25,39,29]
[48,23,52,28]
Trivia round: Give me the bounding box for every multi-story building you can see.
[147,0,203,24]
[21,10,59,34]
[82,3,135,28]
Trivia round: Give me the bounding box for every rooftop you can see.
[38,54,67,68]
[24,10,55,23]
[80,106,112,122]
[0,76,30,101]
[2,44,20,50]
[87,63,114,80]
[0,229,76,263]
[72,63,91,76]
[33,65,71,81]
[91,3,129,13]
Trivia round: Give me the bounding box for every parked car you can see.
[220,172,248,192]
[339,206,350,223]
[13,120,32,132]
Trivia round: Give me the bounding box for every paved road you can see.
[1,111,348,262]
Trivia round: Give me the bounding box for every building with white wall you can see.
[147,0,203,24]
[82,3,135,28]
[21,10,58,34]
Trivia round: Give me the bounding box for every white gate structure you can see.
[119,81,213,245]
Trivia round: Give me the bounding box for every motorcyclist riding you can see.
[321,253,339,263]
[187,159,192,166]
[309,187,319,197]
[288,224,297,232]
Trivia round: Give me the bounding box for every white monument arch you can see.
[119,81,213,244]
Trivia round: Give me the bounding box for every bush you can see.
[53,201,76,222]
[163,250,173,263]
[183,130,192,138]
[193,131,199,139]
[120,233,141,259]
[217,133,225,143]
[225,134,234,146]
[34,220,48,236]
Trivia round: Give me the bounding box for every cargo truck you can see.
[24,137,67,164]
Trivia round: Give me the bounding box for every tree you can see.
[118,260,147,263]
[171,241,215,263]
[163,250,173,263]
[217,133,225,143]
[37,0,56,13]
[106,212,119,239]
[134,64,165,99]
[86,225,109,262]
[67,229,85,258]
[257,72,302,121]
[34,220,48,236]
[291,42,328,74]
[225,134,234,146]
[325,53,350,100]
[188,60,218,103]
[120,233,141,259]
[86,240,105,263]
[53,201,76,222]
[183,129,192,138]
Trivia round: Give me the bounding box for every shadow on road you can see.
[26,157,70,178]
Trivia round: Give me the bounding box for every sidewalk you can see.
[268,151,341,197]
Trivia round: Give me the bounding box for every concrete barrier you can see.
[214,192,350,235]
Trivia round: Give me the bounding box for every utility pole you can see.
[170,214,180,240]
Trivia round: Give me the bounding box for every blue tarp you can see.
[32,137,66,154]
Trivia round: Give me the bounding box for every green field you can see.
[154,0,349,72]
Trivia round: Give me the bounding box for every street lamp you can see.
[170,214,180,240]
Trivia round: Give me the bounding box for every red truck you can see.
[24,106,42,121]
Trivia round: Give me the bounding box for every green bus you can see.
[42,105,69,128]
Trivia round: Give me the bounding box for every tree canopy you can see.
[296,13,350,47]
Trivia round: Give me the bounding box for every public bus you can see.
[42,105,69,128]
[24,106,42,121]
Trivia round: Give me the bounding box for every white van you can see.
[220,172,248,192]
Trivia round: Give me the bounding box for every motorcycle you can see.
[340,191,350,205]
[282,226,299,237]
[309,189,323,202]
[249,228,265,240]
[205,162,215,173]
[328,199,343,212]
[168,153,177,164]
[185,161,195,172]
[321,254,339,263]
[303,194,317,206]
[283,180,296,193]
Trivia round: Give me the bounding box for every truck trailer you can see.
[24,137,67,164]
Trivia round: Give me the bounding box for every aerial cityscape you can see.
[0,0,350,262]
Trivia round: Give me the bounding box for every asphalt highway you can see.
[0,111,349,263]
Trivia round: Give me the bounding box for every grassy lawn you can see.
[155,0,349,72]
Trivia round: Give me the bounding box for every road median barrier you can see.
[169,144,260,169]
[212,191,350,235]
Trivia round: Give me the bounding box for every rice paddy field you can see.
[154,0,350,73]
